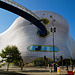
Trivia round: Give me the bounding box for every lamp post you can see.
[50,16,56,72]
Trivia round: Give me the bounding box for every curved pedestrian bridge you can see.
[0,0,47,36]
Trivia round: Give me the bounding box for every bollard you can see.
[48,64,49,68]
[50,67,52,72]
[57,67,60,74]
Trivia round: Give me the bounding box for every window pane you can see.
[27,45,59,52]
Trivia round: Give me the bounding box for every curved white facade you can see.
[0,10,75,63]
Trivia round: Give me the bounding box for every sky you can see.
[0,0,75,40]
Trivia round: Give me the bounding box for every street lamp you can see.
[50,16,56,72]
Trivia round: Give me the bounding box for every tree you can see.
[0,45,23,71]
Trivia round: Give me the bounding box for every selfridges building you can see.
[0,10,75,63]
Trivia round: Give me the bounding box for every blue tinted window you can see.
[28,45,59,52]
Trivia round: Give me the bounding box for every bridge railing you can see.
[0,0,40,20]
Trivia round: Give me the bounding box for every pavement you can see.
[0,70,27,75]
[0,66,74,75]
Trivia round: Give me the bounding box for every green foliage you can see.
[0,62,6,67]
[0,45,22,63]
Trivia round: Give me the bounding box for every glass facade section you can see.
[27,45,59,52]
[41,18,50,25]
[36,29,51,37]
